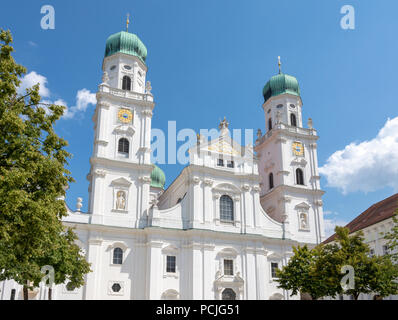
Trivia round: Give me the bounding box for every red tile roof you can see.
[323,193,398,244]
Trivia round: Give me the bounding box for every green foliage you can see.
[276,245,325,299]
[276,226,398,300]
[384,207,398,264]
[0,29,90,297]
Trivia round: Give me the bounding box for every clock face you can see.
[292,142,304,156]
[118,109,133,124]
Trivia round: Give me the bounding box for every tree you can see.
[276,226,398,300]
[384,208,398,264]
[276,245,326,300]
[0,29,90,300]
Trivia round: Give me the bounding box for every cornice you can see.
[90,156,153,172]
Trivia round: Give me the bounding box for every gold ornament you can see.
[118,109,133,123]
[292,142,304,156]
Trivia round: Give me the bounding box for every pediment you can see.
[213,183,241,194]
[267,251,283,260]
[214,274,245,285]
[111,177,132,187]
[207,139,241,156]
[114,124,136,136]
[295,202,310,210]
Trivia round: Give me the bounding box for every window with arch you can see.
[220,195,234,222]
[269,172,274,190]
[268,118,273,131]
[113,247,123,265]
[118,138,129,154]
[296,168,304,185]
[122,76,131,91]
[222,288,236,300]
[290,113,297,127]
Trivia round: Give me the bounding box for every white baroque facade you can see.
[0,29,325,300]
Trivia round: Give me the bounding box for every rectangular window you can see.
[271,262,279,278]
[224,259,234,276]
[166,255,176,273]
[383,245,389,255]
[217,159,224,167]
[227,161,235,168]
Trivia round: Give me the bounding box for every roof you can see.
[104,31,147,63]
[262,72,300,103]
[323,193,398,244]
[150,164,166,189]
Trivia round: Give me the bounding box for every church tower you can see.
[86,22,164,228]
[255,58,325,244]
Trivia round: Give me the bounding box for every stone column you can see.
[146,241,163,299]
[84,238,103,300]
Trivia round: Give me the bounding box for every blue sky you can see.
[2,0,398,235]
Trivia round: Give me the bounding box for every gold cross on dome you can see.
[278,56,282,74]
[126,13,130,32]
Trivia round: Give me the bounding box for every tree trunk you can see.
[48,288,52,300]
[354,293,359,300]
[23,286,28,300]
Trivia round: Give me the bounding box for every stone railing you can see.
[99,84,154,102]
[256,123,317,146]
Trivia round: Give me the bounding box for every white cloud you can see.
[62,89,96,119]
[324,217,348,238]
[17,70,96,120]
[18,71,50,97]
[28,41,38,47]
[319,117,398,194]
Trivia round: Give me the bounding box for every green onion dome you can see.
[150,165,166,189]
[262,73,300,103]
[105,31,147,63]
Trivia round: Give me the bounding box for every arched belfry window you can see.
[222,288,236,300]
[290,113,297,127]
[220,195,234,222]
[269,173,274,190]
[296,168,304,185]
[113,247,123,265]
[122,76,131,91]
[118,138,129,154]
[268,118,273,131]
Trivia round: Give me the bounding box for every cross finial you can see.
[278,56,282,74]
[126,13,130,32]
[219,116,229,130]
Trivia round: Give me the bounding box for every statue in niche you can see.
[116,190,126,210]
[300,213,308,229]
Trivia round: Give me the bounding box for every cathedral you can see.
[0,26,325,300]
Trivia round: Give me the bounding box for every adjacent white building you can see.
[0,28,325,300]
[324,193,398,300]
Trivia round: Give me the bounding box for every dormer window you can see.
[217,159,224,167]
[227,161,234,168]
